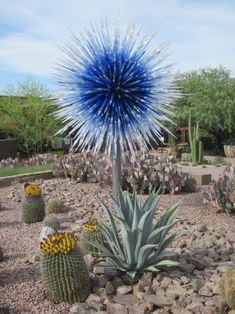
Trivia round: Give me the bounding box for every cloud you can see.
[0,0,234,86]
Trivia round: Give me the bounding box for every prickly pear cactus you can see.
[220,268,235,310]
[43,216,60,231]
[81,219,105,256]
[40,232,90,303]
[22,184,45,224]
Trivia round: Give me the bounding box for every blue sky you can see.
[0,0,235,94]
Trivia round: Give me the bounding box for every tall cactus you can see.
[188,114,203,164]
[40,232,90,303]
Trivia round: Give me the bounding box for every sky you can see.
[0,0,235,94]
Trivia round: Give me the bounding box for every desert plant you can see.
[22,184,45,223]
[40,232,90,303]
[220,268,235,311]
[46,198,65,214]
[81,219,105,256]
[182,177,197,193]
[43,216,60,231]
[188,113,203,164]
[203,169,235,213]
[90,189,182,278]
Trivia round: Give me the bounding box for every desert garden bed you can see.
[0,178,235,314]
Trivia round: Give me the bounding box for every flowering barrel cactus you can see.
[22,184,45,224]
[40,232,90,303]
[81,219,105,256]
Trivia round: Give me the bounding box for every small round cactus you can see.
[220,268,235,310]
[46,198,65,214]
[40,232,90,303]
[81,219,105,256]
[22,184,45,224]
[42,216,60,231]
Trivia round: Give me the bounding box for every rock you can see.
[191,278,204,292]
[140,272,153,286]
[121,274,137,285]
[182,263,195,273]
[111,276,124,288]
[25,252,40,264]
[0,306,10,314]
[184,254,207,270]
[96,288,107,298]
[106,303,128,314]
[167,284,186,298]
[116,285,133,295]
[69,303,89,313]
[226,232,235,243]
[198,285,213,297]
[114,294,140,306]
[160,276,172,289]
[143,292,175,309]
[86,294,104,311]
[105,281,115,295]
[128,304,148,314]
[83,254,95,268]
[180,276,191,284]
[186,302,204,312]
[171,303,193,314]
[198,224,208,233]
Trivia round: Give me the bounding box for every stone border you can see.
[0,171,54,188]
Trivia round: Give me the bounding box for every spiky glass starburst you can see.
[55,22,178,157]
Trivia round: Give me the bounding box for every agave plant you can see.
[90,189,182,278]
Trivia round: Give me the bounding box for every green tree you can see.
[172,67,235,152]
[0,78,60,156]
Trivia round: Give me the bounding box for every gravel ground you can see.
[0,178,235,314]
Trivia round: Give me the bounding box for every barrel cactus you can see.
[43,216,60,231]
[220,268,235,310]
[22,184,45,224]
[40,232,90,303]
[46,198,65,214]
[81,219,105,256]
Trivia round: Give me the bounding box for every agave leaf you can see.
[136,244,157,269]
[156,231,184,255]
[144,266,160,272]
[88,240,128,271]
[154,260,180,267]
[122,229,136,266]
[97,197,123,252]
[126,270,137,278]
[146,223,176,244]
[99,220,124,257]
[156,202,181,229]
[146,250,179,267]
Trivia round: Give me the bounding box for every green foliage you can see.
[43,216,60,231]
[41,245,90,303]
[90,189,182,278]
[46,198,65,214]
[0,164,52,178]
[188,114,203,164]
[173,67,235,152]
[22,195,45,224]
[0,78,61,156]
[220,268,235,310]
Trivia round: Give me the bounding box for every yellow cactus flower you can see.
[24,184,41,197]
[40,232,77,255]
[83,219,99,232]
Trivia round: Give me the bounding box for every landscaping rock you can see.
[106,303,128,314]
[86,294,104,311]
[116,285,133,295]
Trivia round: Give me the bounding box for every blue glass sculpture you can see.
[55,22,179,197]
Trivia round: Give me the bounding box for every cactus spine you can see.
[40,233,90,303]
[22,184,45,224]
[188,113,203,164]
[81,219,105,256]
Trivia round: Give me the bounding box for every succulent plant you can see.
[46,198,65,214]
[188,113,203,164]
[22,184,45,224]
[203,168,235,213]
[81,219,106,256]
[90,189,182,278]
[40,232,90,303]
[43,216,60,231]
[220,268,235,310]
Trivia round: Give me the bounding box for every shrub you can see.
[46,198,65,214]
[220,268,235,310]
[203,166,235,213]
[90,189,182,278]
[52,152,192,195]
